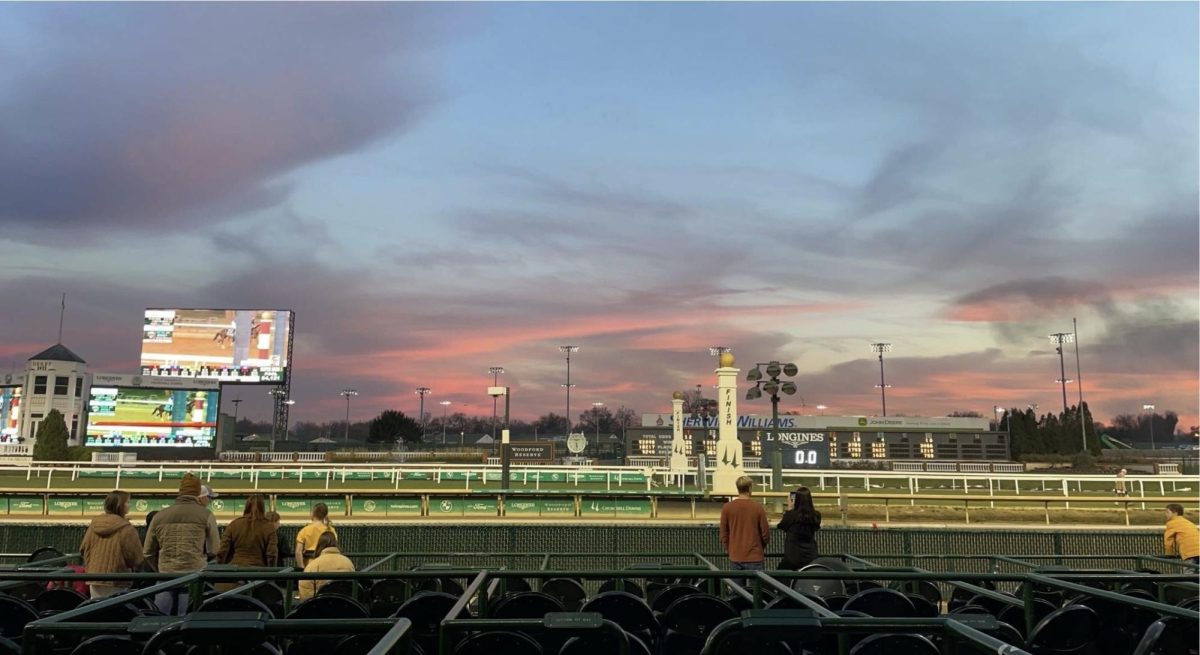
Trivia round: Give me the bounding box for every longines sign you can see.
[90,373,220,391]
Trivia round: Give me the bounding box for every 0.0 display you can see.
[140,309,292,383]
[86,387,219,448]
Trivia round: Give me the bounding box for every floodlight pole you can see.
[746,360,798,513]
[592,402,604,446]
[415,388,431,442]
[489,367,504,440]
[339,389,358,443]
[870,343,892,416]
[440,401,451,445]
[1050,333,1073,413]
[1143,404,1156,451]
[559,346,579,436]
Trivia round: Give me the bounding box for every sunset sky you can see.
[1,3,1196,430]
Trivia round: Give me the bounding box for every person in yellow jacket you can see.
[1163,504,1199,564]
[298,532,355,600]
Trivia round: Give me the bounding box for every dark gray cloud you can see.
[0,4,444,241]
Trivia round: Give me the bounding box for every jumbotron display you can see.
[140,309,292,383]
[86,386,219,448]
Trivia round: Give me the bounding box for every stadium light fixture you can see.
[439,400,452,444]
[488,367,505,440]
[870,343,892,416]
[592,402,604,444]
[816,404,827,415]
[708,346,731,356]
[559,346,579,436]
[1142,403,1157,450]
[415,387,431,441]
[339,389,358,443]
[1049,332,1074,413]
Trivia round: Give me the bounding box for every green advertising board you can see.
[274,498,311,515]
[386,499,422,517]
[9,498,44,515]
[0,498,8,515]
[430,498,463,516]
[130,498,174,514]
[580,499,616,516]
[352,498,387,517]
[505,500,539,516]
[540,500,576,516]
[403,472,431,481]
[46,498,84,516]
[613,500,652,517]
[207,498,245,517]
[83,499,106,514]
[462,499,498,516]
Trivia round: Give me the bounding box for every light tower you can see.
[870,342,892,416]
[339,388,358,442]
[1049,332,1074,412]
[415,387,431,441]
[488,367,504,440]
[558,345,579,435]
[439,400,452,444]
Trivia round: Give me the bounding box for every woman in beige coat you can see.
[79,490,145,599]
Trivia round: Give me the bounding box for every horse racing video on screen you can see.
[86,387,219,448]
[140,308,292,383]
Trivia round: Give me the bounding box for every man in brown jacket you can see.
[719,475,769,586]
[79,490,145,599]
[144,473,220,614]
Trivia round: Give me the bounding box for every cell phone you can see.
[788,491,797,506]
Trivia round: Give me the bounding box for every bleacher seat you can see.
[453,631,542,655]
[541,578,588,611]
[842,587,916,617]
[1027,605,1100,655]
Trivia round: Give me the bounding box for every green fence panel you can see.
[83,499,105,514]
[0,498,9,515]
[403,472,432,481]
[208,497,245,517]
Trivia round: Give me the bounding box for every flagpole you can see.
[57,293,66,344]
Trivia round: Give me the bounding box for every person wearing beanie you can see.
[144,472,219,615]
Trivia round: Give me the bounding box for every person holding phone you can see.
[777,486,821,570]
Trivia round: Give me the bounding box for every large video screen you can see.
[86,386,219,448]
[140,309,292,383]
[0,386,20,443]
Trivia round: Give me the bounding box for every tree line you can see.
[232,404,640,445]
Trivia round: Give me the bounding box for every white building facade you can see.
[18,344,89,444]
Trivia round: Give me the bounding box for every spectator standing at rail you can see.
[199,484,217,508]
[265,511,294,567]
[79,490,145,599]
[217,495,277,573]
[719,475,769,582]
[295,502,337,569]
[1163,504,1199,564]
[777,486,822,570]
[299,532,355,600]
[144,473,220,614]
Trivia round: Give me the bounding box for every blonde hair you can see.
[736,476,754,494]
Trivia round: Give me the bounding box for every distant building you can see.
[17,344,90,444]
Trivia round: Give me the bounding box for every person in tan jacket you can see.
[79,490,145,599]
[298,532,355,600]
[144,473,220,614]
[218,495,278,567]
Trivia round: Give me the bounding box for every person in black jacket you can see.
[266,511,294,567]
[777,486,821,570]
